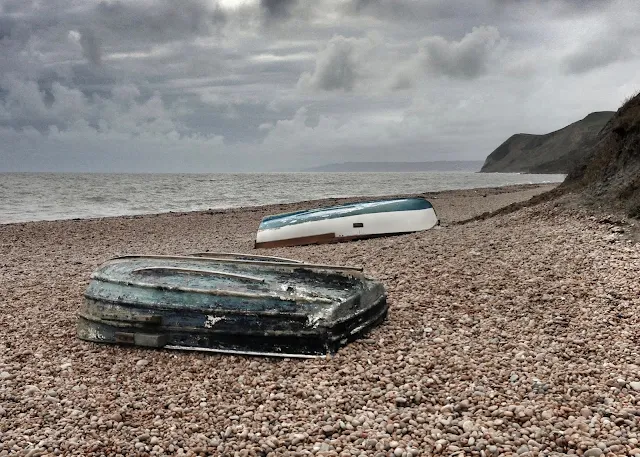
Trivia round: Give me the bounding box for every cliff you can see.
[480,111,614,173]
[561,94,640,217]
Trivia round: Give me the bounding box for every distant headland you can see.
[480,111,614,174]
[302,161,484,172]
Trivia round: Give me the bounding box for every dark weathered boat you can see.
[77,253,387,357]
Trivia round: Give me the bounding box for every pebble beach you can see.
[2,183,640,457]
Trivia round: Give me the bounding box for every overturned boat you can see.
[77,253,387,357]
[255,197,439,248]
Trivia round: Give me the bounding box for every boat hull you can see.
[77,255,388,357]
[77,294,387,357]
[255,198,439,248]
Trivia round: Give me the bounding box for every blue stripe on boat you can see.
[259,198,433,230]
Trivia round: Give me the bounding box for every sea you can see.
[0,172,565,224]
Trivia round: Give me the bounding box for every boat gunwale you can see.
[131,266,266,283]
[260,197,433,222]
[188,252,304,263]
[162,345,323,359]
[88,274,336,304]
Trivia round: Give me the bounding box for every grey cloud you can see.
[298,35,374,91]
[95,0,226,43]
[0,16,31,44]
[261,0,298,20]
[0,0,229,105]
[388,26,504,89]
[0,76,90,132]
[0,18,12,41]
[346,0,470,21]
[1,0,227,63]
[560,7,640,76]
[418,26,502,79]
[491,0,609,15]
[69,64,117,96]
[343,0,615,48]
[0,0,637,172]
[79,30,102,65]
[564,40,628,74]
[0,73,214,143]
[349,0,609,21]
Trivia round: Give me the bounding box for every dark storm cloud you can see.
[0,0,229,108]
[346,0,463,20]
[0,0,227,69]
[69,64,117,95]
[79,29,102,65]
[95,0,226,43]
[0,17,12,41]
[0,16,31,44]
[261,0,298,20]
[0,0,637,172]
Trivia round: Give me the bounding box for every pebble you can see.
[630,381,640,391]
[462,420,474,432]
[291,433,306,445]
[322,425,334,435]
[136,359,149,367]
[580,407,593,418]
[395,396,407,405]
[24,385,39,395]
[583,448,603,457]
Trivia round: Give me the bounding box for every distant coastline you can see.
[302,161,484,172]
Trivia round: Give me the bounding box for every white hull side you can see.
[256,208,438,244]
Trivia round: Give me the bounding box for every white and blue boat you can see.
[255,197,439,248]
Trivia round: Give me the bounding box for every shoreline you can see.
[3,181,640,456]
[1,182,558,227]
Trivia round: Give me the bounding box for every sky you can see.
[0,0,638,172]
